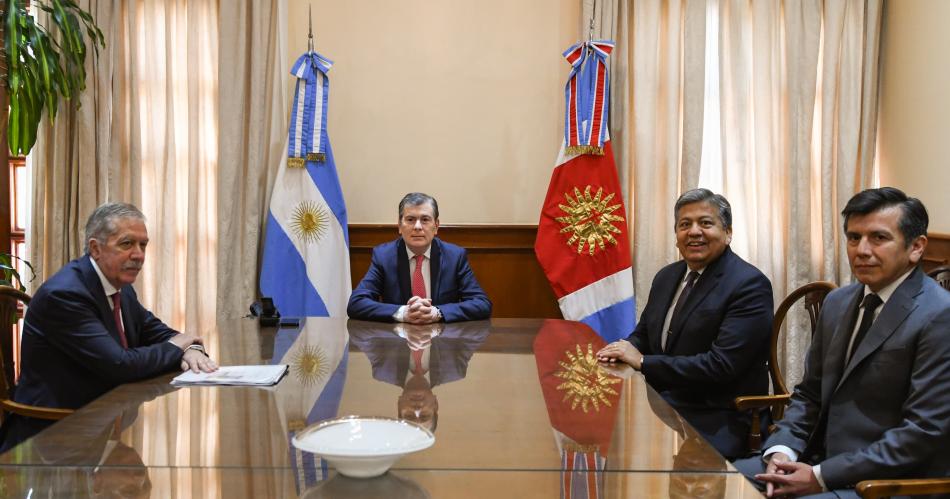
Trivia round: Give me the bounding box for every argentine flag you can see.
[261,51,350,317]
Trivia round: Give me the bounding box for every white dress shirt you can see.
[393,245,442,322]
[660,267,705,351]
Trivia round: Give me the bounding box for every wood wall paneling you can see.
[923,232,950,271]
[348,225,562,319]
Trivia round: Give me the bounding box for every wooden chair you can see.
[734,281,837,453]
[927,265,950,291]
[856,478,950,499]
[0,286,73,423]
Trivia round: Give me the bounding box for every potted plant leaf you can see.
[3,0,105,156]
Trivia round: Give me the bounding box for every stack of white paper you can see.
[171,365,289,386]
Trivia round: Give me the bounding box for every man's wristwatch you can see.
[186,344,209,357]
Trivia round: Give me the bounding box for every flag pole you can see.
[588,0,596,42]
[308,4,315,55]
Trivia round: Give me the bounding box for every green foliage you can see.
[0,252,32,291]
[0,253,32,325]
[3,0,105,155]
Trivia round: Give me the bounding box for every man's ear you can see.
[88,239,101,259]
[908,235,928,264]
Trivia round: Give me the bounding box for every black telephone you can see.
[250,297,280,327]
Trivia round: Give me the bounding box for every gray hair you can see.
[84,202,146,252]
[674,188,732,230]
[398,192,439,220]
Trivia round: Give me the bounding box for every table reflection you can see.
[0,317,763,498]
[348,320,489,432]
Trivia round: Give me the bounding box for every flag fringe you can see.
[566,145,604,156]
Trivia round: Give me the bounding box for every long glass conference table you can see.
[0,318,763,498]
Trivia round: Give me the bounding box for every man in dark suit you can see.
[1,202,217,450]
[597,188,773,459]
[736,187,950,498]
[347,192,491,323]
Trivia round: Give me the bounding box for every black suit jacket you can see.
[765,268,950,489]
[13,255,184,410]
[628,246,773,458]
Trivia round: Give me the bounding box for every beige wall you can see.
[287,0,581,224]
[878,0,950,233]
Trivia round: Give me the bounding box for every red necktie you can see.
[411,349,426,375]
[412,255,427,298]
[111,292,129,349]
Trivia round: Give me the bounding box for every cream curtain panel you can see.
[602,0,882,386]
[30,1,288,496]
[31,0,219,344]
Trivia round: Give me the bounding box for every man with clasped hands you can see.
[735,187,950,498]
[347,192,491,324]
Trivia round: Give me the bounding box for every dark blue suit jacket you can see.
[1,255,185,450]
[628,246,773,459]
[346,238,492,322]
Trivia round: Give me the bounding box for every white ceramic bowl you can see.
[292,416,435,478]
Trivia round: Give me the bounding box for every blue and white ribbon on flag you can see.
[289,51,333,166]
[261,50,350,318]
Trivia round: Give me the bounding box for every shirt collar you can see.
[684,266,705,281]
[89,257,120,297]
[405,244,432,261]
[863,267,914,305]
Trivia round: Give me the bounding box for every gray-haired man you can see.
[1,202,217,450]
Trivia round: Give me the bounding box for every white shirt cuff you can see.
[763,445,798,463]
[812,464,828,491]
[394,305,408,322]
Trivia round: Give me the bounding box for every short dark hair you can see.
[84,202,146,253]
[673,188,732,230]
[398,192,439,220]
[841,187,928,246]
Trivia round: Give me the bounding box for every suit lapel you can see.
[836,269,923,388]
[651,264,685,353]
[119,287,138,348]
[78,255,123,345]
[396,239,412,302]
[821,285,863,403]
[430,239,442,300]
[665,248,731,352]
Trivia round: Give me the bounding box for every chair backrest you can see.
[769,281,836,418]
[0,286,31,402]
[927,266,950,292]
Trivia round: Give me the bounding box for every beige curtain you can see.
[31,1,225,496]
[605,0,883,385]
[715,0,882,384]
[31,0,221,344]
[604,0,708,311]
[30,0,117,289]
[216,1,288,325]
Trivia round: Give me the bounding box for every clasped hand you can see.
[405,296,440,325]
[755,453,822,498]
